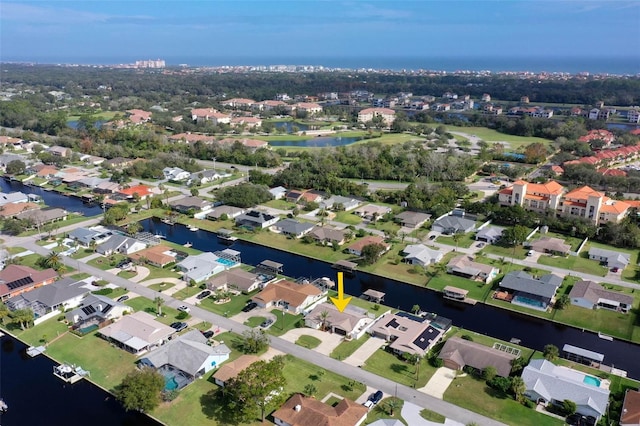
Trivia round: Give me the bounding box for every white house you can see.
[269,186,288,200]
[96,234,146,256]
[177,252,225,283]
[402,244,443,267]
[162,167,190,181]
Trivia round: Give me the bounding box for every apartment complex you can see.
[498,180,631,225]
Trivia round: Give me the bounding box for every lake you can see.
[268,136,361,147]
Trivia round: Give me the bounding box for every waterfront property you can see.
[588,247,631,270]
[304,302,373,340]
[569,280,634,313]
[271,218,315,239]
[212,354,259,387]
[168,196,212,214]
[347,235,390,257]
[273,393,368,426]
[234,210,279,230]
[65,294,130,332]
[562,344,605,367]
[369,313,445,357]
[139,330,231,390]
[0,264,58,302]
[206,205,245,221]
[206,268,263,293]
[176,252,227,283]
[128,245,179,268]
[522,359,610,421]
[438,336,517,377]
[96,234,147,256]
[401,244,443,267]
[620,389,640,426]
[309,225,347,246]
[252,279,326,314]
[97,311,175,355]
[446,255,499,284]
[496,271,562,311]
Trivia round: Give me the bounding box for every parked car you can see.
[117,261,133,269]
[170,322,188,332]
[429,234,437,240]
[201,330,214,339]
[363,399,374,409]
[196,290,212,300]
[242,302,258,312]
[611,267,619,273]
[177,305,190,313]
[476,242,485,248]
[368,390,383,405]
[527,250,534,256]
[116,295,129,303]
[260,319,274,329]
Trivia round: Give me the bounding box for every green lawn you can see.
[427,273,494,302]
[358,247,428,286]
[244,316,266,328]
[482,244,528,259]
[444,125,554,149]
[420,408,446,423]
[587,241,640,283]
[261,199,296,210]
[87,254,126,270]
[70,248,95,259]
[123,297,184,325]
[367,220,401,235]
[267,310,302,337]
[148,282,176,292]
[364,398,408,425]
[198,292,256,317]
[117,270,137,279]
[436,233,476,249]
[240,230,351,264]
[362,349,437,388]
[172,285,202,300]
[333,210,362,225]
[295,334,322,349]
[443,374,563,426]
[331,334,370,360]
[537,252,608,277]
[140,264,182,281]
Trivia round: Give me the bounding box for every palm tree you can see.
[452,231,463,252]
[11,309,34,330]
[126,221,142,236]
[154,296,165,316]
[318,310,330,331]
[0,302,10,325]
[411,304,421,315]
[385,397,400,416]
[43,251,62,271]
[511,376,526,403]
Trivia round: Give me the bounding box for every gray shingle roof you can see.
[433,216,476,232]
[19,277,89,308]
[500,271,562,299]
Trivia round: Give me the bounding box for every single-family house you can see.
[68,227,113,246]
[475,225,505,244]
[98,311,176,355]
[401,244,443,267]
[94,180,121,194]
[96,234,146,256]
[117,184,153,200]
[65,294,130,329]
[273,394,368,426]
[395,211,432,229]
[47,145,72,157]
[126,109,152,124]
[0,191,29,206]
[168,196,212,213]
[319,195,360,212]
[17,207,68,225]
[162,167,190,181]
[431,215,476,235]
[206,205,245,221]
[522,359,610,421]
[529,237,571,256]
[620,389,640,426]
[285,190,305,203]
[221,98,256,109]
[191,108,231,125]
[103,157,137,170]
[438,337,517,377]
[588,247,631,270]
[139,330,231,388]
[252,280,325,314]
[186,169,230,186]
[128,245,178,268]
[497,271,563,311]
[80,154,106,166]
[206,269,262,293]
[5,276,91,323]
[177,252,225,283]
[0,202,39,219]
[309,226,347,246]
[446,255,499,284]
[235,210,279,230]
[0,265,58,301]
[369,313,444,357]
[305,303,372,339]
[299,190,323,204]
[353,204,392,221]
[347,236,390,257]
[569,280,634,313]
[271,219,315,238]
[269,186,287,200]
[213,354,260,387]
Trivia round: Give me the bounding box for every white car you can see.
[177,306,190,313]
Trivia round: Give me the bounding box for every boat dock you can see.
[26,345,46,357]
[361,289,385,303]
[217,228,238,242]
[332,260,358,273]
[53,363,90,384]
[442,286,477,305]
[258,260,284,275]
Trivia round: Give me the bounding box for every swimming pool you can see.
[216,258,236,267]
[583,375,601,387]
[164,376,179,391]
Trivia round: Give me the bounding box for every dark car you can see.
[566,414,581,426]
[196,290,212,300]
[429,234,437,240]
[242,302,258,312]
[170,322,188,332]
[611,267,619,273]
[116,295,129,303]
[260,319,274,329]
[369,390,383,405]
[201,330,214,339]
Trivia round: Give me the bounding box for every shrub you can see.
[461,334,474,341]
[430,357,444,368]
[92,288,113,296]
[162,390,179,402]
[523,399,536,409]
[176,311,189,320]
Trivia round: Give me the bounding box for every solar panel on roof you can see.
[81,305,96,315]
[386,318,399,328]
[6,277,34,290]
[102,304,112,314]
[413,326,438,350]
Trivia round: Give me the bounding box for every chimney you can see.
[294,404,301,412]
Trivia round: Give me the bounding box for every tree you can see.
[384,397,401,416]
[153,296,165,316]
[482,366,497,382]
[303,384,317,398]
[555,294,570,310]
[238,328,270,354]
[0,302,9,325]
[360,243,387,265]
[5,160,26,175]
[190,188,199,196]
[452,231,463,252]
[543,344,559,361]
[510,376,526,403]
[561,399,577,416]
[222,356,287,422]
[41,251,63,271]
[510,357,528,375]
[126,221,142,236]
[500,225,529,247]
[318,310,330,331]
[10,308,34,330]
[115,367,164,412]
[411,304,421,315]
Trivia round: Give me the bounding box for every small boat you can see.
[598,332,614,341]
[188,225,199,232]
[0,398,7,413]
[154,234,166,239]
[183,242,193,248]
[26,345,46,357]
[53,363,84,383]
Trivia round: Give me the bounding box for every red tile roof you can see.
[119,185,153,197]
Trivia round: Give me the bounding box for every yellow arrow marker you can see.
[330,272,352,312]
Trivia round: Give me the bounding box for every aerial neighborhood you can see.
[0,62,640,426]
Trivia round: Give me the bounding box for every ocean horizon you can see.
[2,55,639,75]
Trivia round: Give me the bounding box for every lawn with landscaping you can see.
[330,334,370,360]
[198,292,256,317]
[481,244,528,259]
[295,334,322,349]
[332,210,362,225]
[244,316,266,328]
[537,252,608,277]
[427,273,494,302]
[362,348,436,388]
[148,282,176,292]
[436,232,476,249]
[123,297,183,325]
[364,398,407,425]
[267,309,302,337]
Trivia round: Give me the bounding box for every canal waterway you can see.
[0,333,160,426]
[1,179,638,379]
[142,217,640,379]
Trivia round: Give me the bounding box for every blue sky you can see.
[1,1,639,63]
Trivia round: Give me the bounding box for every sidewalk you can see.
[343,336,385,366]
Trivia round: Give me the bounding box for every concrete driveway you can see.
[418,367,458,399]
[343,336,385,365]
[280,328,344,356]
[231,307,277,325]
